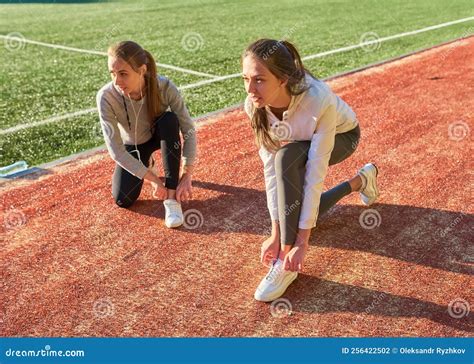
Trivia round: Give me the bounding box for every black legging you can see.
[275,125,361,245]
[112,112,181,208]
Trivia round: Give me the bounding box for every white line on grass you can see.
[180,15,474,91]
[2,108,98,134]
[302,16,474,61]
[1,16,473,135]
[0,35,218,78]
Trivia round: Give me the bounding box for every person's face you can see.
[242,55,288,108]
[108,56,145,96]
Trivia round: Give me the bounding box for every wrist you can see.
[295,229,310,248]
[182,165,194,175]
[180,172,192,183]
[271,220,280,238]
[294,239,309,248]
[145,170,160,184]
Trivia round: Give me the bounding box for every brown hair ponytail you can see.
[108,41,161,127]
[142,49,161,124]
[280,40,310,84]
[242,39,315,153]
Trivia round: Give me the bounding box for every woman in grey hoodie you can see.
[96,41,197,228]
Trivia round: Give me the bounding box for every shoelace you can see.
[358,172,368,192]
[266,261,283,282]
[166,202,181,218]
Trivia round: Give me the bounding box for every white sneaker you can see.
[357,163,379,206]
[254,258,298,302]
[163,199,183,228]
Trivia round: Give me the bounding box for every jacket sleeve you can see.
[298,94,336,229]
[164,80,197,166]
[259,146,279,221]
[245,95,279,221]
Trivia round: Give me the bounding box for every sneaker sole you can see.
[362,164,379,206]
[254,272,298,302]
[165,221,183,228]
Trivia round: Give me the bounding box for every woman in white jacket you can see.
[242,39,379,302]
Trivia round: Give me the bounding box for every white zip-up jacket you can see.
[244,75,358,229]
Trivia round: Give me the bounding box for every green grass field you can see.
[1,0,473,167]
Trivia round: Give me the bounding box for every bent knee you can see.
[275,143,305,172]
[157,112,179,128]
[113,195,135,208]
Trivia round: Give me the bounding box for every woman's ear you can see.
[280,77,289,87]
[139,64,147,76]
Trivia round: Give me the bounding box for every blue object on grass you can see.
[0,161,28,177]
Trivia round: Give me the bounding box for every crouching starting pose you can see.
[242,39,379,302]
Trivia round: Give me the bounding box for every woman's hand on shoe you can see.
[144,170,167,200]
[283,244,308,272]
[151,180,167,200]
[176,173,193,203]
[260,236,280,267]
